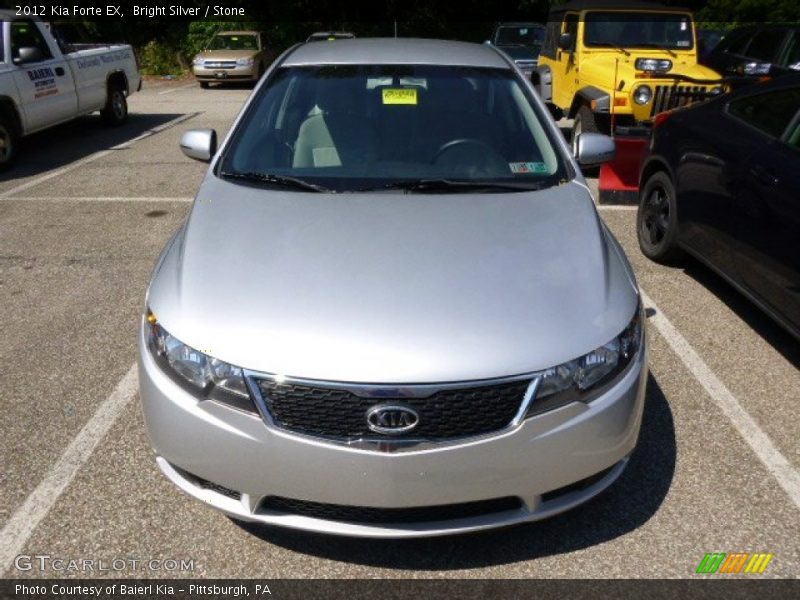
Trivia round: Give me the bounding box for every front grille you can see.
[255,378,530,440]
[650,85,715,117]
[203,60,236,69]
[259,495,523,524]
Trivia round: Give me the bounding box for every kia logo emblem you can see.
[366,404,419,435]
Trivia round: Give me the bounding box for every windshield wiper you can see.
[220,171,330,193]
[590,42,631,57]
[359,179,549,193]
[635,43,678,58]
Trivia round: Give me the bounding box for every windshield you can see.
[209,34,258,51]
[220,64,568,192]
[584,12,694,50]
[495,26,545,48]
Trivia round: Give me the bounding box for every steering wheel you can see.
[432,138,497,163]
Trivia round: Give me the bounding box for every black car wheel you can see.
[637,171,683,263]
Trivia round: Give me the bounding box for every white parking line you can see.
[0,364,139,577]
[0,112,200,200]
[597,205,637,211]
[7,196,193,203]
[157,82,197,95]
[641,290,800,510]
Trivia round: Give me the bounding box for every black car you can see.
[697,28,727,64]
[637,74,800,338]
[489,22,546,77]
[704,24,800,78]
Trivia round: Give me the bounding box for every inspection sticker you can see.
[382,88,418,105]
[509,162,548,174]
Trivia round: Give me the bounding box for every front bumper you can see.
[138,327,647,538]
[193,64,259,82]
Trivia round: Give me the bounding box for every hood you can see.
[199,49,258,60]
[498,45,541,61]
[148,178,638,383]
[581,52,722,85]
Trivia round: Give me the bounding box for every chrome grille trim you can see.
[650,84,715,117]
[203,60,236,69]
[243,369,542,453]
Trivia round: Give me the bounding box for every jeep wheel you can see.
[571,105,599,156]
[101,85,128,125]
[637,171,683,263]
[0,116,19,172]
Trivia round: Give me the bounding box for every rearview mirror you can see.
[13,46,45,65]
[180,129,217,162]
[558,33,574,51]
[574,133,615,167]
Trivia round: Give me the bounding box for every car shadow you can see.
[682,261,800,368]
[5,112,188,183]
[234,373,676,569]
[200,81,257,91]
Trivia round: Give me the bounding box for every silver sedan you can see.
[138,38,647,537]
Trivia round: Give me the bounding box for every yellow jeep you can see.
[534,1,724,145]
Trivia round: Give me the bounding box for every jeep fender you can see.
[531,65,552,102]
[569,86,610,118]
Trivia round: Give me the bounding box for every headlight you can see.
[742,62,771,75]
[527,303,642,417]
[633,84,653,105]
[146,310,255,413]
[192,56,204,66]
[635,58,672,72]
[236,57,255,66]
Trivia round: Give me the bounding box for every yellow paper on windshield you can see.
[382,88,418,105]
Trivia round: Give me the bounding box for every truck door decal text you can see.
[27,67,59,99]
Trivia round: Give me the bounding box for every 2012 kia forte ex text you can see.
[138,39,647,538]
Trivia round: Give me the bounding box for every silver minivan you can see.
[139,38,646,537]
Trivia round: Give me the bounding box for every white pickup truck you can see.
[0,10,141,171]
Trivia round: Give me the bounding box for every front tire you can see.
[571,105,599,156]
[637,171,683,263]
[101,86,128,125]
[0,116,19,172]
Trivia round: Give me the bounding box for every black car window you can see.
[727,88,800,138]
[787,120,800,150]
[779,31,800,69]
[723,30,753,56]
[745,29,784,62]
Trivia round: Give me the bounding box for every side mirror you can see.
[574,132,615,167]
[13,46,45,65]
[180,129,217,162]
[558,33,574,51]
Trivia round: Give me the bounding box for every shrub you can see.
[137,40,187,77]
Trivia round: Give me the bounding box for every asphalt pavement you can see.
[0,79,798,579]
